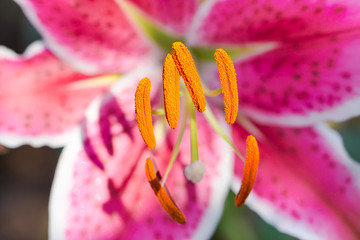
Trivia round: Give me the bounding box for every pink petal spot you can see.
[18,0,153,74]
[234,33,360,125]
[190,0,360,44]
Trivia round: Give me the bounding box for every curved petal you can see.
[201,31,360,126]
[49,67,233,239]
[127,0,199,34]
[232,123,360,240]
[188,0,360,45]
[15,0,155,74]
[0,42,112,148]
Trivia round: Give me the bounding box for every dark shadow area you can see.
[0,146,61,240]
[0,0,40,53]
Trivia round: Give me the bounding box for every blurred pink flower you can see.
[0,0,359,239]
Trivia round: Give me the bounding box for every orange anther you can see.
[163,54,180,129]
[135,78,156,150]
[235,135,260,207]
[214,49,239,124]
[171,42,206,112]
[145,158,186,224]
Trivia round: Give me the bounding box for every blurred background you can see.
[0,1,359,239]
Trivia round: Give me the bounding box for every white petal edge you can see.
[186,0,218,46]
[0,40,45,60]
[48,126,80,240]
[231,123,360,240]
[0,131,75,148]
[241,97,360,127]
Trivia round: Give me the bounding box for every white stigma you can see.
[184,161,206,183]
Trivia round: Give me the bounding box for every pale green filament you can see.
[203,86,222,97]
[152,109,165,115]
[189,96,200,164]
[161,109,188,186]
[203,105,246,162]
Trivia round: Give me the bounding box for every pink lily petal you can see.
[232,123,360,240]
[201,31,360,126]
[127,0,198,34]
[0,42,113,148]
[15,0,155,74]
[188,0,360,45]
[49,68,233,239]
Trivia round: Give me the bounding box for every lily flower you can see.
[1,0,360,239]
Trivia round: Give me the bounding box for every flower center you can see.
[134,42,260,224]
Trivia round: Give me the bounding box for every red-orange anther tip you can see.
[214,48,238,124]
[235,135,259,207]
[145,158,186,224]
[171,42,206,112]
[163,54,180,129]
[135,78,156,150]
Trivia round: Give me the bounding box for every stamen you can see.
[135,78,156,150]
[184,161,206,183]
[161,108,188,186]
[152,109,165,115]
[235,135,260,207]
[171,42,206,112]
[145,158,186,224]
[188,96,199,164]
[203,86,223,97]
[203,105,245,161]
[214,48,239,124]
[163,54,180,129]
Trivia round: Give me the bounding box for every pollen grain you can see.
[214,48,238,124]
[163,54,180,129]
[235,135,260,207]
[171,42,206,112]
[145,158,186,224]
[135,78,156,150]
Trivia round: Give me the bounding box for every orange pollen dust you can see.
[235,135,260,207]
[145,158,186,224]
[214,48,239,124]
[135,78,156,150]
[171,42,206,112]
[163,54,181,129]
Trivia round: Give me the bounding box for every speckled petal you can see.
[15,0,154,74]
[232,123,360,240]
[0,42,111,148]
[49,67,232,240]
[188,0,360,45]
[127,0,198,34]
[201,31,360,126]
